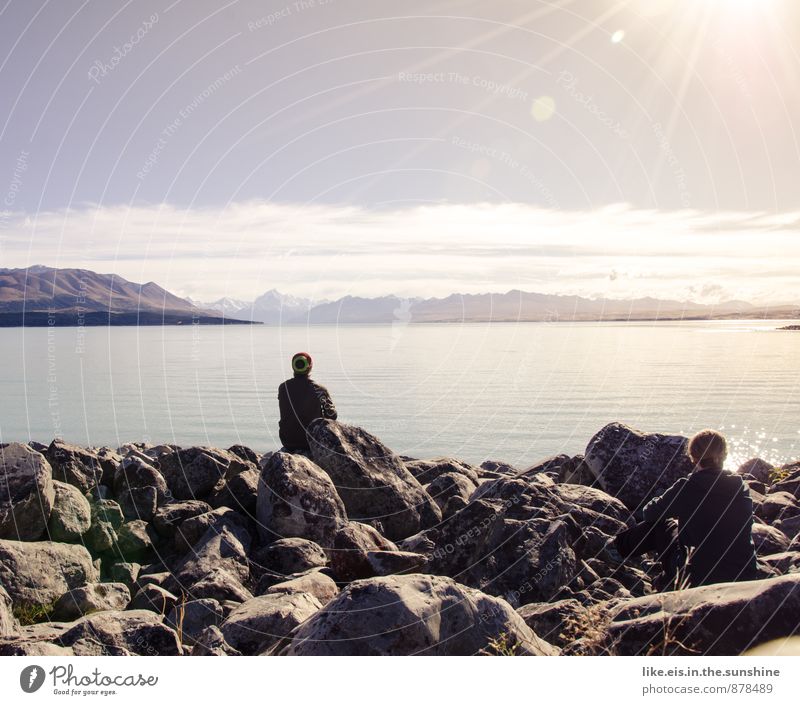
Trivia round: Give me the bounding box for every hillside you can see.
[0,266,254,326]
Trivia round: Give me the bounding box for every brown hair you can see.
[688,429,727,469]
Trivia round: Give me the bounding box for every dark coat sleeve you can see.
[315,383,338,420]
[641,478,688,524]
[277,383,291,447]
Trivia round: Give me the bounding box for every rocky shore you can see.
[1,421,799,656]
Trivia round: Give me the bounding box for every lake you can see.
[0,320,798,470]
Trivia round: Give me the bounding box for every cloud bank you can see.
[1,201,797,305]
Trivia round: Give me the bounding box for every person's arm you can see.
[641,478,687,523]
[314,383,337,420]
[277,384,290,446]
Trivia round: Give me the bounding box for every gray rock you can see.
[256,451,347,548]
[584,423,692,510]
[264,569,339,605]
[426,472,477,513]
[307,419,441,541]
[51,582,130,621]
[760,551,800,575]
[173,506,249,553]
[91,498,125,528]
[366,550,428,576]
[152,500,212,537]
[404,457,480,485]
[190,625,241,655]
[107,561,141,589]
[56,610,181,655]
[157,447,243,500]
[84,520,117,554]
[329,521,398,582]
[45,440,108,493]
[517,598,589,648]
[591,574,800,656]
[187,568,253,604]
[47,480,91,542]
[426,499,577,606]
[221,592,322,655]
[130,584,178,614]
[117,520,156,561]
[752,523,790,556]
[173,520,250,589]
[253,537,328,577]
[209,468,259,517]
[166,598,224,646]
[0,584,17,636]
[277,574,558,656]
[0,443,55,541]
[757,491,800,524]
[0,539,97,607]
[738,458,775,485]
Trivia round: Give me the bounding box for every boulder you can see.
[757,491,800,524]
[366,550,428,576]
[209,468,259,517]
[130,584,178,614]
[426,472,477,513]
[737,458,775,485]
[253,538,328,577]
[51,583,130,621]
[264,569,339,605]
[517,598,589,648]
[0,539,97,607]
[404,457,480,485]
[117,520,156,561]
[0,443,55,540]
[107,561,141,590]
[329,521,398,582]
[0,584,17,636]
[221,592,322,655]
[583,423,692,510]
[760,552,800,575]
[45,440,109,493]
[173,521,250,589]
[187,568,253,604]
[114,455,169,521]
[190,625,241,656]
[277,574,558,656]
[307,419,441,540]
[256,452,347,548]
[752,523,790,556]
[166,598,224,646]
[153,500,212,537]
[47,480,91,542]
[592,574,800,656]
[55,610,181,655]
[157,447,243,500]
[771,469,800,501]
[173,506,250,553]
[426,500,577,606]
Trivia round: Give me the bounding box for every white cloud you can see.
[1,201,798,305]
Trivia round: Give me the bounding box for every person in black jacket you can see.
[613,429,759,590]
[277,352,337,451]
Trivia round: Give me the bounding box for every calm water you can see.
[0,321,798,469]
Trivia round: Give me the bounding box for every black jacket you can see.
[278,375,337,451]
[641,468,759,586]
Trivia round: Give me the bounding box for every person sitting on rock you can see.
[278,352,337,452]
[612,429,759,590]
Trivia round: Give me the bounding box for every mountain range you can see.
[195,291,798,324]
[0,266,252,326]
[2,266,797,326]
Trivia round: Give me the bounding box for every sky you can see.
[0,0,799,304]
